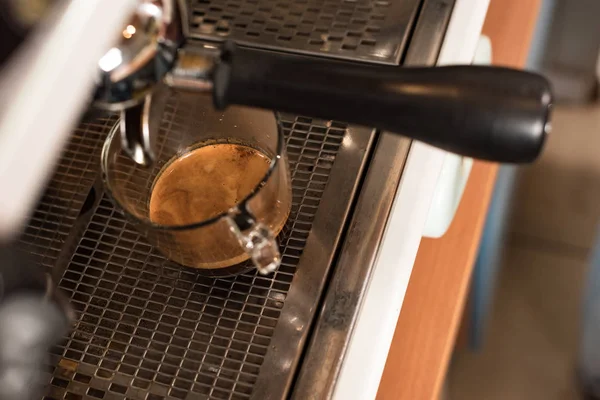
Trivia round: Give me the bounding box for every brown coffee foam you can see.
[149,143,290,269]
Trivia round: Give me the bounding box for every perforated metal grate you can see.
[18,116,116,271]
[188,0,420,64]
[43,115,348,400]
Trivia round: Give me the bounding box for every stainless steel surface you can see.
[94,0,186,110]
[291,133,410,400]
[252,125,374,400]
[187,0,422,64]
[41,114,373,399]
[119,102,151,166]
[403,0,454,65]
[118,82,171,167]
[95,0,187,167]
[291,0,455,397]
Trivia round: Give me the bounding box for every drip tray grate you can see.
[18,116,116,271]
[43,110,357,399]
[187,0,421,64]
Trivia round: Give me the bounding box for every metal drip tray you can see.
[19,1,454,398]
[188,0,421,64]
[40,99,374,399]
[50,197,284,399]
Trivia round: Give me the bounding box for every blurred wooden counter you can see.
[376,1,542,399]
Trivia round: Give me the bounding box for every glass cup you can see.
[101,91,292,277]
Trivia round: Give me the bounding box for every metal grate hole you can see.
[109,383,128,394]
[51,377,69,388]
[73,373,91,384]
[86,388,105,398]
[360,38,376,46]
[45,93,348,399]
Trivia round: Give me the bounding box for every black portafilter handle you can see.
[212,42,552,163]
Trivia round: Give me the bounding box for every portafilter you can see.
[93,0,552,166]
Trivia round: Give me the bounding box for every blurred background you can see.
[447,0,600,398]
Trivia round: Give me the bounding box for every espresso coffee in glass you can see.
[101,91,292,277]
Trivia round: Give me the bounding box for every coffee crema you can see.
[150,143,271,226]
[148,143,290,270]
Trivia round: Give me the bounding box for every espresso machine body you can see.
[0,1,551,399]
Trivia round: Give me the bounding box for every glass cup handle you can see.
[227,207,281,275]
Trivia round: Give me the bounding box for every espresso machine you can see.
[0,0,550,399]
